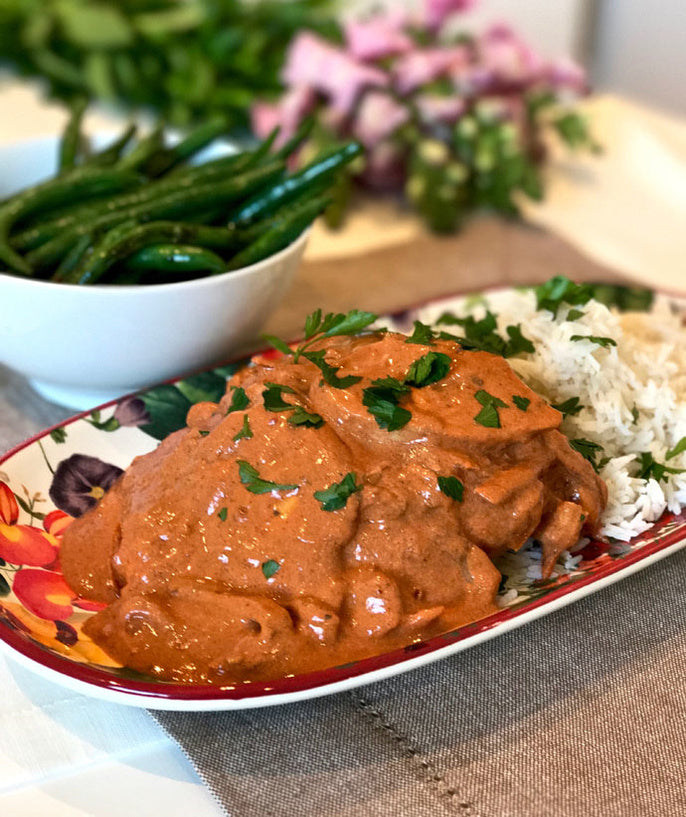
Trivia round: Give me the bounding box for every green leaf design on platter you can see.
[138,384,193,441]
[175,371,228,405]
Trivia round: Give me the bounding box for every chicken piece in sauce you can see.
[59,332,606,685]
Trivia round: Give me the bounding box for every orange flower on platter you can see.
[0,523,58,567]
[0,481,19,525]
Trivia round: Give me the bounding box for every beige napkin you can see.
[519,95,686,292]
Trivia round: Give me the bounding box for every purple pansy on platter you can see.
[48,454,124,518]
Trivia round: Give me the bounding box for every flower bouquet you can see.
[252,0,599,233]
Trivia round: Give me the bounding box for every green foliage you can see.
[0,0,340,128]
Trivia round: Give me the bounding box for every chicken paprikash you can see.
[60,317,606,685]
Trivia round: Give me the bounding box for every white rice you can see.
[413,288,686,541]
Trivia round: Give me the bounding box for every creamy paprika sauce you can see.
[60,332,606,685]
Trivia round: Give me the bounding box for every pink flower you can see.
[545,57,587,94]
[352,90,410,148]
[361,142,406,191]
[345,11,413,62]
[251,85,317,147]
[393,45,469,94]
[282,31,388,117]
[423,0,479,32]
[477,23,546,87]
[251,101,282,142]
[415,93,466,125]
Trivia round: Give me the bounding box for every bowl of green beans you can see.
[0,111,361,409]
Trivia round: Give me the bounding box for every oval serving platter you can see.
[2,289,686,711]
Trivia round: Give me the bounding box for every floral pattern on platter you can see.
[1,289,686,702]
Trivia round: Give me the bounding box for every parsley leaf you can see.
[437,475,464,501]
[233,414,253,441]
[226,386,250,414]
[260,334,292,356]
[474,390,508,428]
[635,452,684,482]
[405,320,436,346]
[666,436,686,461]
[237,460,298,495]
[263,309,378,363]
[512,395,530,411]
[363,382,412,431]
[436,311,533,358]
[569,438,605,471]
[570,334,617,348]
[288,406,324,428]
[566,308,584,321]
[262,559,281,579]
[504,324,535,356]
[303,350,362,389]
[405,352,452,388]
[438,310,506,356]
[320,310,379,338]
[217,507,228,521]
[261,382,324,427]
[551,396,584,417]
[314,472,363,511]
[262,383,296,411]
[535,276,593,317]
[370,376,410,395]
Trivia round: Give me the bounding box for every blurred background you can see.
[347,0,684,116]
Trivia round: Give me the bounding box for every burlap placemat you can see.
[153,549,686,817]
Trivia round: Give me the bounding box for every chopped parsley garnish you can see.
[233,414,253,441]
[551,396,584,417]
[474,390,508,428]
[288,406,324,428]
[371,376,410,395]
[302,350,362,389]
[405,320,436,346]
[569,438,605,472]
[363,379,412,431]
[199,429,210,437]
[262,559,281,579]
[504,324,535,355]
[217,507,228,521]
[438,310,505,355]
[264,308,378,363]
[362,352,453,431]
[666,436,686,461]
[566,308,584,321]
[635,452,684,483]
[261,383,324,429]
[262,382,296,411]
[535,276,593,317]
[570,334,617,348]
[226,386,249,414]
[405,352,452,388]
[314,472,363,511]
[437,475,464,501]
[436,310,533,357]
[512,395,531,411]
[237,460,298,495]
[631,406,640,425]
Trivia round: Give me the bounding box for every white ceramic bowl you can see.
[0,136,309,409]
